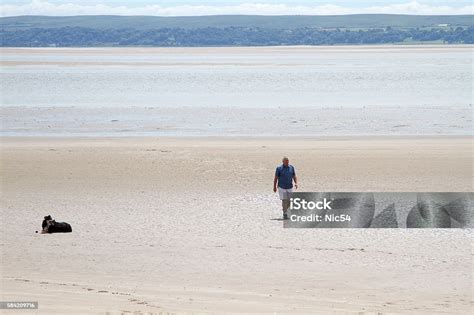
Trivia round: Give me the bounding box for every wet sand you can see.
[1,136,472,314]
[2,45,472,67]
[2,106,472,137]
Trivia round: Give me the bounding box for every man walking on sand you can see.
[273,157,298,220]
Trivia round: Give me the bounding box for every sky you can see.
[1,1,473,17]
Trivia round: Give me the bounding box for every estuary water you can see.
[1,46,472,136]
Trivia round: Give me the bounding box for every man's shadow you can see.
[270,218,286,221]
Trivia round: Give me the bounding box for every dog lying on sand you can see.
[40,215,72,233]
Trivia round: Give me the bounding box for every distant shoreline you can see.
[2,43,474,49]
[2,44,472,57]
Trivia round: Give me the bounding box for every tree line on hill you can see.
[1,26,472,46]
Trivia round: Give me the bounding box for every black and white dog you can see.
[41,215,72,233]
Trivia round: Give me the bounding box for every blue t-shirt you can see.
[275,164,296,189]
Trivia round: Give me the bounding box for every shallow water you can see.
[1,46,472,136]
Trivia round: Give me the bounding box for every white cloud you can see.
[1,0,473,17]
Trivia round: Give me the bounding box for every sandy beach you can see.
[1,136,472,314]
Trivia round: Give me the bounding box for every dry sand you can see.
[0,136,472,314]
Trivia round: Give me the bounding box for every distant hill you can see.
[2,14,473,30]
[1,15,473,47]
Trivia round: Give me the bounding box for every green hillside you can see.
[2,15,473,47]
[1,14,473,30]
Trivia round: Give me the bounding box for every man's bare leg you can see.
[282,199,290,219]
